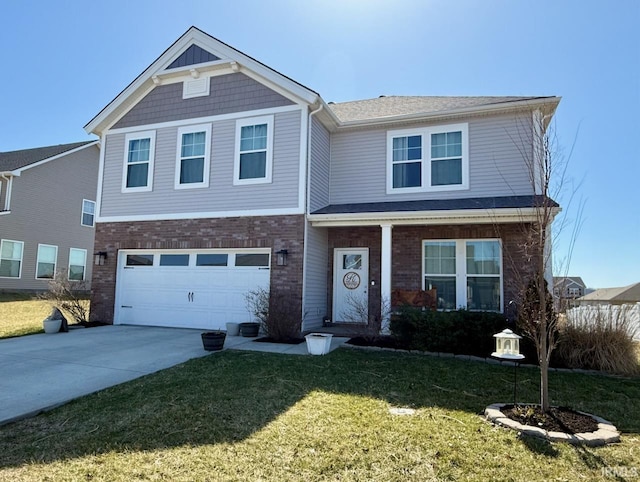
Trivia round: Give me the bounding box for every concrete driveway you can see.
[0,325,212,426]
[0,325,349,426]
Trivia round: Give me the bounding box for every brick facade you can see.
[90,215,305,323]
[327,223,534,320]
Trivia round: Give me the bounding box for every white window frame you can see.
[422,238,503,312]
[36,244,58,280]
[122,131,156,193]
[387,123,469,194]
[174,123,211,190]
[68,248,87,281]
[81,199,96,227]
[233,115,274,185]
[0,239,24,279]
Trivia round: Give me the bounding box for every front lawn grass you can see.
[0,349,638,481]
[0,293,51,338]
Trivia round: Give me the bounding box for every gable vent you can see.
[167,44,220,70]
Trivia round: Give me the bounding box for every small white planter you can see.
[305,333,333,355]
[226,322,240,336]
[43,319,62,334]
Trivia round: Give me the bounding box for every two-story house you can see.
[553,276,587,310]
[0,141,100,291]
[85,27,560,333]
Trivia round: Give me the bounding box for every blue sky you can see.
[0,0,638,289]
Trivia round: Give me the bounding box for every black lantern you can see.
[275,249,288,266]
[94,251,108,266]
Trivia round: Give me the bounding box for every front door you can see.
[333,248,369,323]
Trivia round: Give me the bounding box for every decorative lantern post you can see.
[492,329,525,406]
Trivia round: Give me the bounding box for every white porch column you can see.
[380,223,393,334]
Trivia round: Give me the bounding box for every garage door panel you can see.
[116,250,271,329]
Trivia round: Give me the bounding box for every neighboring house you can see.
[553,276,587,310]
[0,141,100,291]
[576,282,640,307]
[85,27,560,332]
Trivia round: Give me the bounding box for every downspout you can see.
[0,174,12,211]
[301,100,324,332]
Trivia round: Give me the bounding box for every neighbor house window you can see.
[36,244,58,280]
[234,115,273,184]
[81,199,96,227]
[387,123,468,193]
[122,131,155,192]
[175,124,211,189]
[69,248,87,281]
[0,239,24,278]
[423,239,502,311]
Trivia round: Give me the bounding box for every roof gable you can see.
[166,44,220,69]
[85,27,319,135]
[0,141,97,172]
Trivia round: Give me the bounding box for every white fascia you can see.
[308,207,561,227]
[96,206,305,224]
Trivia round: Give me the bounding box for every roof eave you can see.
[308,206,548,227]
[332,96,562,130]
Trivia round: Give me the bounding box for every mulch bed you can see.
[501,405,599,434]
[70,321,109,328]
[347,336,407,349]
[254,337,305,345]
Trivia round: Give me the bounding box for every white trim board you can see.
[96,206,305,223]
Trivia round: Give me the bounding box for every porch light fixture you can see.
[275,249,288,267]
[94,251,108,266]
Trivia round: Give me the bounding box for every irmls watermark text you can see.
[602,466,638,478]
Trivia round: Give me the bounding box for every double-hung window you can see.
[69,248,87,281]
[234,115,273,185]
[36,244,58,279]
[387,123,468,193]
[423,239,502,311]
[81,199,96,227]
[175,124,211,189]
[0,239,23,278]
[123,131,155,192]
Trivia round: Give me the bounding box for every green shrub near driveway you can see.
[390,307,509,357]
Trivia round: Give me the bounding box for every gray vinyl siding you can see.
[302,222,328,331]
[0,178,6,210]
[100,110,302,217]
[0,145,99,291]
[309,116,331,212]
[114,73,294,129]
[329,112,534,205]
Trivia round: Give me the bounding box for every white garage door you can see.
[115,249,270,330]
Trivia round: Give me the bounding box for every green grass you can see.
[0,349,638,481]
[0,294,52,338]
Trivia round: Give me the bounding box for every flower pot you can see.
[239,322,260,337]
[201,331,226,351]
[225,322,240,336]
[305,333,333,355]
[43,318,62,334]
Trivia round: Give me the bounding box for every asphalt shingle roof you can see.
[0,141,95,172]
[311,195,559,215]
[327,96,553,123]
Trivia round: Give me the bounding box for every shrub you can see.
[245,287,302,341]
[38,271,90,323]
[390,308,509,357]
[554,305,640,375]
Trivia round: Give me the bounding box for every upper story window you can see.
[69,248,87,281]
[234,115,273,185]
[123,131,155,192]
[175,124,211,189]
[36,244,58,280]
[0,239,23,278]
[387,123,469,194]
[81,199,96,227]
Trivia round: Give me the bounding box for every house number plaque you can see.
[343,272,361,290]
